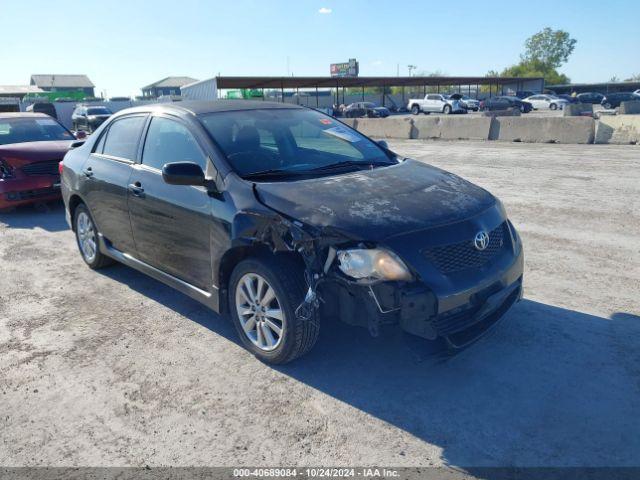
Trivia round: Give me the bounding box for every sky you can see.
[1,0,639,97]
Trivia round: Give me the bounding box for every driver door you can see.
[127,115,213,290]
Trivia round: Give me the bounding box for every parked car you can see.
[0,113,79,212]
[480,96,533,113]
[575,92,605,104]
[25,102,58,119]
[343,102,390,118]
[459,95,480,111]
[408,93,466,114]
[523,94,569,110]
[71,105,113,133]
[600,92,640,109]
[60,101,524,364]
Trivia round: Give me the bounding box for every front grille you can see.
[21,160,60,176]
[423,223,508,274]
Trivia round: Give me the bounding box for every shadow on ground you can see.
[98,260,640,468]
[0,201,68,232]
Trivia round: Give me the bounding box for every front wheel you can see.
[520,104,526,113]
[443,105,452,114]
[411,105,420,115]
[603,102,612,109]
[550,103,558,110]
[74,204,113,269]
[229,256,320,364]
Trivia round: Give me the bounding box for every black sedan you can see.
[480,96,533,113]
[343,102,390,118]
[60,101,523,364]
[576,92,605,104]
[71,105,113,133]
[601,92,640,109]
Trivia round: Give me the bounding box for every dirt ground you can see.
[1,141,639,468]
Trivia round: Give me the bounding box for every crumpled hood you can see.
[255,159,496,241]
[0,141,73,167]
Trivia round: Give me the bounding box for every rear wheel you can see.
[411,104,420,115]
[229,256,319,364]
[74,204,113,269]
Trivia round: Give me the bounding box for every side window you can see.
[142,117,206,171]
[94,130,107,153]
[101,116,146,160]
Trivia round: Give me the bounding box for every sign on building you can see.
[330,58,359,78]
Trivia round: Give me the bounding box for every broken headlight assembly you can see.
[336,248,413,283]
[0,158,14,180]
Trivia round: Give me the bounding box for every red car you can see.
[0,113,81,212]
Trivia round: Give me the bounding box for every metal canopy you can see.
[215,76,542,90]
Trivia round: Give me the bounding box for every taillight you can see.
[58,160,64,175]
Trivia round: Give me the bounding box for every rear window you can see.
[87,107,112,115]
[100,115,146,160]
[0,117,73,145]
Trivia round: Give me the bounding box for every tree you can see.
[488,28,576,85]
[522,27,577,69]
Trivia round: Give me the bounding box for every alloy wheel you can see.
[235,273,285,351]
[76,211,97,263]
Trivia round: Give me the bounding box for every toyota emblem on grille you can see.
[474,231,490,251]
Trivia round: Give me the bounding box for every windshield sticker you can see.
[323,126,361,143]
[319,118,332,125]
[35,118,58,126]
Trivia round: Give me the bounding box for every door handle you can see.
[82,167,93,178]
[128,182,145,197]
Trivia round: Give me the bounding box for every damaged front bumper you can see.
[318,216,524,348]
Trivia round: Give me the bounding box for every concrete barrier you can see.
[482,108,521,117]
[339,118,358,129]
[356,117,413,139]
[594,115,640,144]
[563,103,593,117]
[619,101,640,115]
[412,116,492,140]
[490,117,595,144]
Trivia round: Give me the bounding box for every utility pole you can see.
[408,65,417,76]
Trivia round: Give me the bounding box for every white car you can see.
[407,93,466,115]
[524,94,569,111]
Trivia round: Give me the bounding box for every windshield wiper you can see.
[307,159,395,172]
[241,168,307,180]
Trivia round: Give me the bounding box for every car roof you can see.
[0,112,52,120]
[117,100,303,118]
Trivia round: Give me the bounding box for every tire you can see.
[520,104,526,113]
[73,203,114,269]
[550,103,558,111]
[604,102,612,109]
[411,105,420,115]
[443,105,452,114]
[229,256,319,364]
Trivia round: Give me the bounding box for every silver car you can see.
[523,94,568,111]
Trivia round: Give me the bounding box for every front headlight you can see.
[337,248,412,282]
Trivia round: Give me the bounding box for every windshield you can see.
[87,107,111,115]
[363,103,376,108]
[199,108,394,178]
[0,117,74,145]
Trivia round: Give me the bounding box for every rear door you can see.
[81,114,147,254]
[127,114,213,290]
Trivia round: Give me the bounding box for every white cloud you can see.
[318,7,332,14]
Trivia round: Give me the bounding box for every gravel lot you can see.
[1,141,639,468]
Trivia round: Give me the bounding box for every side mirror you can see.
[377,140,389,150]
[162,161,205,186]
[75,130,87,139]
